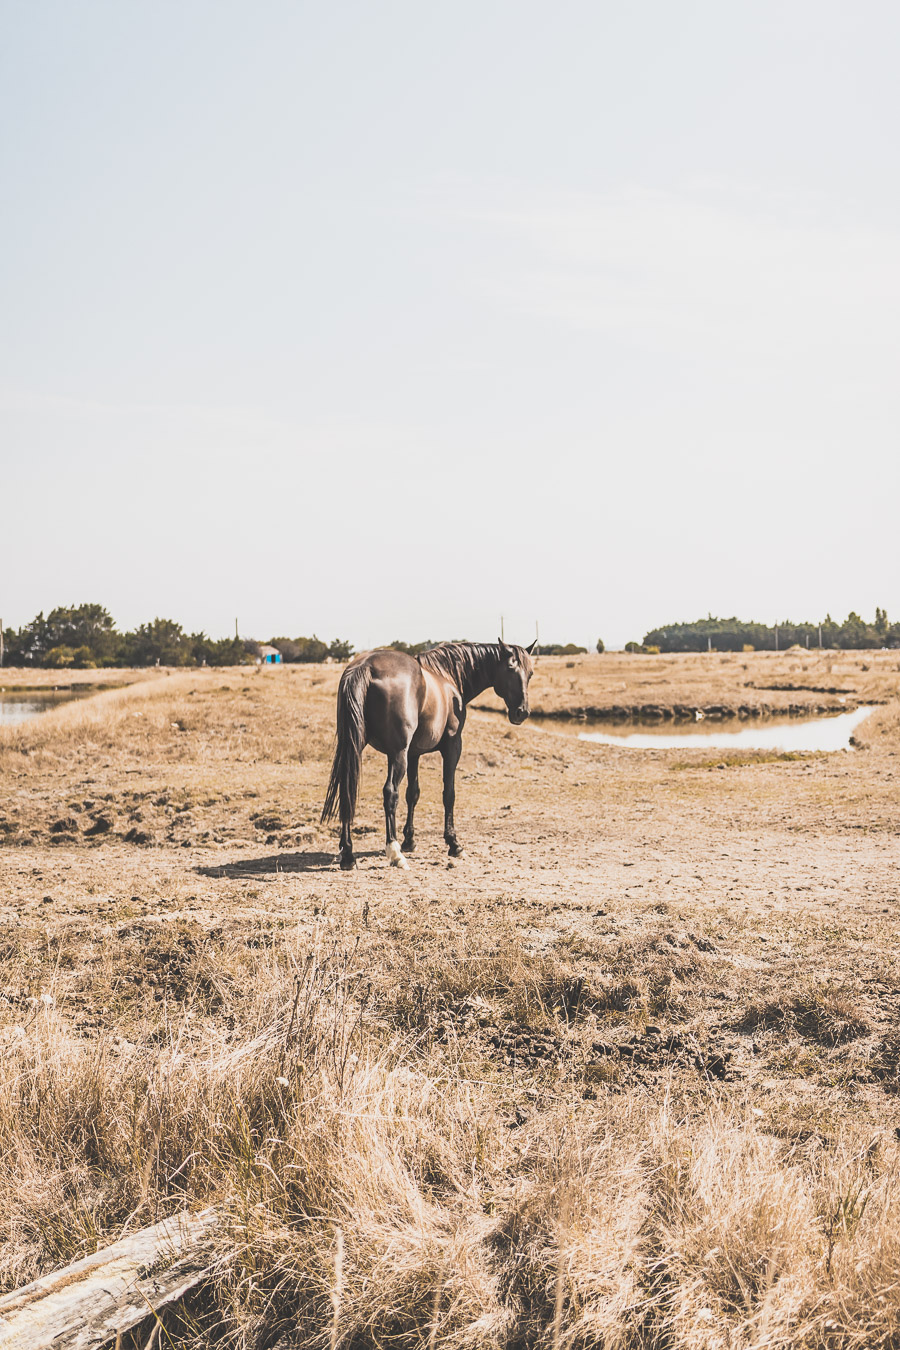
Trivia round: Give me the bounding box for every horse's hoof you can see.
[401,839,415,853]
[339,855,357,871]
[386,841,409,869]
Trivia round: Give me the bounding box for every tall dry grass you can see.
[4,936,900,1347]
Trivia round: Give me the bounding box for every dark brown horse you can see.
[321,640,537,869]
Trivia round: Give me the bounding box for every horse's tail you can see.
[321,662,370,825]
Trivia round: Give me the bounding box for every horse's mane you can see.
[417,641,501,693]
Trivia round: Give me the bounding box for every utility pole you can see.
[0,618,3,668]
[774,625,779,652]
[535,619,540,648]
[235,618,239,640]
[818,624,823,648]
[500,615,505,642]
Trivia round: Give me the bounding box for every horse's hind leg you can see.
[383,749,409,869]
[339,816,355,871]
[401,752,420,853]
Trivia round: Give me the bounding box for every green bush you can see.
[44,645,75,667]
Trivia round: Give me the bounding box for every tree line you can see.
[0,605,354,668]
[0,606,601,668]
[27,601,892,666]
[639,611,900,653]
[384,639,594,656]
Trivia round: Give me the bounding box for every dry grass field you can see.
[1,651,900,1348]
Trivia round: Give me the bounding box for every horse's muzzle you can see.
[508,707,528,725]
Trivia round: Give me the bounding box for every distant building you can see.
[257,645,283,665]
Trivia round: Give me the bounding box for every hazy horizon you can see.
[3,2,898,650]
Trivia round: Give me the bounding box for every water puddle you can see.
[535,705,875,752]
[0,687,99,726]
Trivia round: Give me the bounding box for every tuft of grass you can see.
[738,982,872,1046]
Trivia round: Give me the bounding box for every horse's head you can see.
[493,639,537,725]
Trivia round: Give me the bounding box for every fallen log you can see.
[0,1208,219,1350]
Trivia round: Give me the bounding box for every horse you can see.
[321,639,537,869]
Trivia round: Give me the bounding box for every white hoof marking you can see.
[386,841,409,869]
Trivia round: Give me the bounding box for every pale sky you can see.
[2,2,898,649]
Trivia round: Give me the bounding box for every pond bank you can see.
[527,698,868,722]
[476,697,871,722]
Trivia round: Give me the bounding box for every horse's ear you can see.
[526,639,538,656]
[498,637,511,652]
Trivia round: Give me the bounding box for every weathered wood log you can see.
[0,1208,219,1350]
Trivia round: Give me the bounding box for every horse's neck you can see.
[459,646,501,704]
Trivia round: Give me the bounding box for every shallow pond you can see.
[535,705,875,753]
[0,687,99,726]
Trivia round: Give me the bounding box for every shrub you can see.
[539,642,588,656]
[44,646,75,667]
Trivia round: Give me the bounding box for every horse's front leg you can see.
[383,749,409,869]
[441,735,465,858]
[402,752,420,853]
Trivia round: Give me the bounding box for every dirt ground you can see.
[2,651,900,1345]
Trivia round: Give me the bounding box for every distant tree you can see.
[4,604,118,665]
[0,622,31,664]
[119,618,192,666]
[328,638,354,662]
[596,638,605,653]
[190,633,248,666]
[270,635,332,663]
[387,639,436,656]
[624,641,642,653]
[45,604,119,663]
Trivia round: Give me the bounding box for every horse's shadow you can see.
[195,850,380,879]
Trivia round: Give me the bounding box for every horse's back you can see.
[350,649,425,755]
